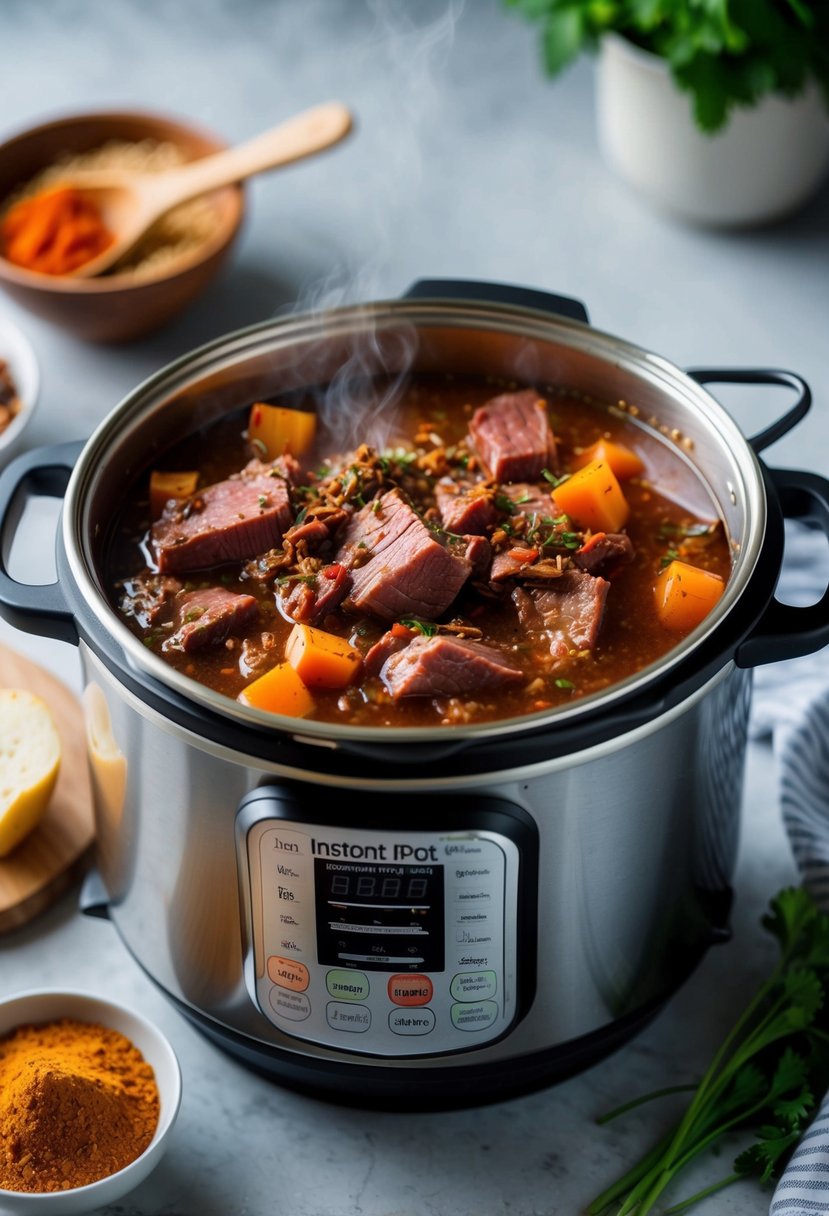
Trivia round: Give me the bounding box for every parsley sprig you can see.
[590,887,829,1214]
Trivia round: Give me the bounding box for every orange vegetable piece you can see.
[654,560,725,631]
[238,662,315,718]
[285,623,362,689]
[149,470,199,519]
[248,403,316,459]
[572,439,644,480]
[552,459,629,533]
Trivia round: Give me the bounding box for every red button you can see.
[387,974,433,1006]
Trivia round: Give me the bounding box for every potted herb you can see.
[505,0,829,226]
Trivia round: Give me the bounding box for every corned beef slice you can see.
[512,570,609,657]
[363,629,411,677]
[381,635,523,699]
[435,479,498,535]
[152,461,293,573]
[337,491,471,621]
[166,588,258,653]
[469,390,557,482]
[490,550,534,582]
[463,535,492,579]
[281,563,350,624]
[574,532,634,577]
[505,482,554,516]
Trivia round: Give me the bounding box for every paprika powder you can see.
[0,1017,159,1193]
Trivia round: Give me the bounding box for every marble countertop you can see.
[1,2,827,1213]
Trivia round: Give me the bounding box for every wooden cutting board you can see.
[0,644,95,933]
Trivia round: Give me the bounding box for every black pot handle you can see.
[403,278,590,325]
[686,368,811,454]
[736,468,829,668]
[0,441,83,645]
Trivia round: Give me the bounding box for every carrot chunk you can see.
[285,623,362,689]
[654,560,725,631]
[248,403,316,459]
[572,439,644,480]
[238,662,315,717]
[149,470,199,519]
[553,459,629,533]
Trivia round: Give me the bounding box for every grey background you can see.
[0,1,827,1213]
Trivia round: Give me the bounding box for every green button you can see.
[451,1000,499,1032]
[450,970,497,1002]
[326,969,370,1001]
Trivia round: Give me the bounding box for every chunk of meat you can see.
[165,587,258,654]
[469,390,557,482]
[281,563,351,625]
[463,535,492,579]
[380,635,523,699]
[119,574,182,629]
[435,479,499,535]
[152,462,293,574]
[574,531,635,577]
[490,549,543,582]
[363,627,414,677]
[337,491,471,621]
[246,453,303,487]
[504,482,555,517]
[512,570,609,657]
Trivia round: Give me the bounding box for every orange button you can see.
[268,956,310,992]
[387,974,433,1006]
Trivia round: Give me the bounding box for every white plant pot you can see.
[596,32,829,226]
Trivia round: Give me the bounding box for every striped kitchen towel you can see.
[749,523,829,1214]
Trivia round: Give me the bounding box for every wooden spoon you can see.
[61,101,353,278]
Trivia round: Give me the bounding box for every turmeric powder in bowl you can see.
[0,1018,160,1193]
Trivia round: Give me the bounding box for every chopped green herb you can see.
[554,678,575,689]
[494,494,516,514]
[660,547,681,570]
[293,506,308,527]
[399,618,438,637]
[659,521,714,540]
[275,573,317,586]
[258,494,267,508]
[541,468,570,489]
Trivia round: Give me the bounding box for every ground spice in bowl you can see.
[0,139,219,279]
[0,1018,160,1193]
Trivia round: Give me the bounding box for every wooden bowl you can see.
[0,110,244,343]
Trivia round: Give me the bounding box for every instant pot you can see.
[2,281,828,1108]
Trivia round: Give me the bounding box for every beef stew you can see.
[108,375,731,726]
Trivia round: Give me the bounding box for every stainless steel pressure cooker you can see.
[2,281,828,1108]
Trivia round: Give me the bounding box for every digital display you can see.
[314,860,445,973]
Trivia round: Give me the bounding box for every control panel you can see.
[237,790,535,1058]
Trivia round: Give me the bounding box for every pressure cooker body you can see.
[2,280,829,1105]
[79,638,748,1106]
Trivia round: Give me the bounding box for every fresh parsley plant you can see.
[590,887,829,1213]
[504,0,829,132]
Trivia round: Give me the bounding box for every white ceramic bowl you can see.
[596,32,829,226]
[0,318,39,467]
[0,990,181,1215]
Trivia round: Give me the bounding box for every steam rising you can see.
[277,0,466,455]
